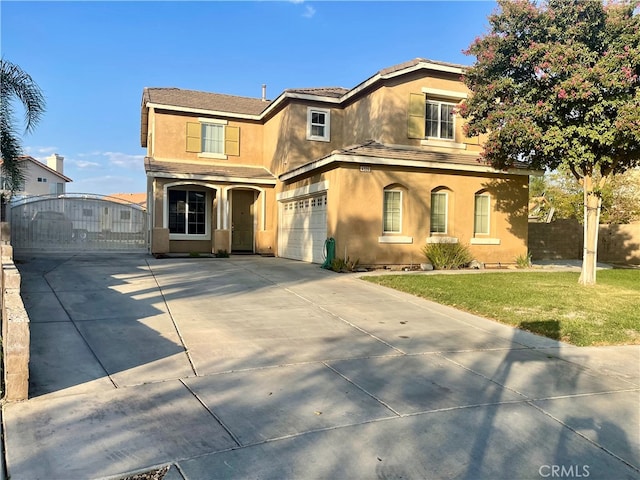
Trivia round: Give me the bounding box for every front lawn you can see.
[362,270,640,346]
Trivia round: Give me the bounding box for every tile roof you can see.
[143,88,271,116]
[141,59,467,124]
[284,87,349,98]
[378,58,468,76]
[144,158,276,182]
[107,192,147,208]
[280,141,533,181]
[327,140,490,167]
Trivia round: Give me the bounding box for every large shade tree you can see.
[0,59,46,193]
[460,0,640,285]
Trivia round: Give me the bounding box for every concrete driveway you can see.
[3,254,639,479]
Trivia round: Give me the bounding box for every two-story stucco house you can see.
[141,58,536,266]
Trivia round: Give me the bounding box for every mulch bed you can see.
[122,465,169,480]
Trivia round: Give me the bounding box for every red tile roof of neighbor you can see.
[107,193,147,208]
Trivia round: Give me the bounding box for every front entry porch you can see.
[149,180,274,256]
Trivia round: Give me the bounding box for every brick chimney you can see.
[46,153,64,174]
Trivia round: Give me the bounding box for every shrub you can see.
[421,242,472,270]
[331,256,359,273]
[215,249,230,258]
[515,252,532,268]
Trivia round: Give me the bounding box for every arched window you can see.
[430,187,450,234]
[383,186,403,233]
[474,191,491,235]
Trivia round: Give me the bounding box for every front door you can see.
[231,190,254,252]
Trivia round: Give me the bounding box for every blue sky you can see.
[1,0,497,195]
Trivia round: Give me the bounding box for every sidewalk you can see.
[2,254,639,479]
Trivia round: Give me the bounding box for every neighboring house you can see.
[141,58,538,265]
[1,154,72,197]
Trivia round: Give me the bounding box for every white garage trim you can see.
[278,190,328,264]
[276,180,329,201]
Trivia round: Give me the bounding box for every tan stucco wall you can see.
[343,71,483,152]
[263,101,345,176]
[152,109,264,166]
[281,165,529,266]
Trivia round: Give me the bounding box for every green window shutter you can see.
[225,126,240,156]
[186,122,201,153]
[408,93,426,139]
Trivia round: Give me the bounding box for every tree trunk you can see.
[579,175,601,285]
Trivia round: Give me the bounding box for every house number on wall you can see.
[359,165,371,173]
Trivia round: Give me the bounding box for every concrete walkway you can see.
[3,254,639,480]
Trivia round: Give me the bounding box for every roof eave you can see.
[279,153,538,182]
[145,102,264,121]
[142,59,468,123]
[341,61,467,105]
[17,156,74,182]
[146,171,276,186]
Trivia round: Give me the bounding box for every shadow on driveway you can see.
[3,253,639,479]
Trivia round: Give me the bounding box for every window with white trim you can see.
[474,193,490,235]
[307,107,330,142]
[383,190,402,233]
[426,101,455,140]
[168,189,207,235]
[430,191,448,234]
[50,183,64,195]
[202,123,224,154]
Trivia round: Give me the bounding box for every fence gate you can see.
[10,194,148,252]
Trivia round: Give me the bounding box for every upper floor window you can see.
[474,193,491,235]
[307,107,330,142]
[426,101,455,140]
[430,191,448,234]
[186,119,239,158]
[37,177,48,183]
[383,189,402,233]
[408,91,466,144]
[202,123,224,154]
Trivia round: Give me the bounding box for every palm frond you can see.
[0,58,46,133]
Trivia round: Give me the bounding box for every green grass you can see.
[362,270,640,346]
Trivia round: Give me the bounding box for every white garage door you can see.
[279,193,328,263]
